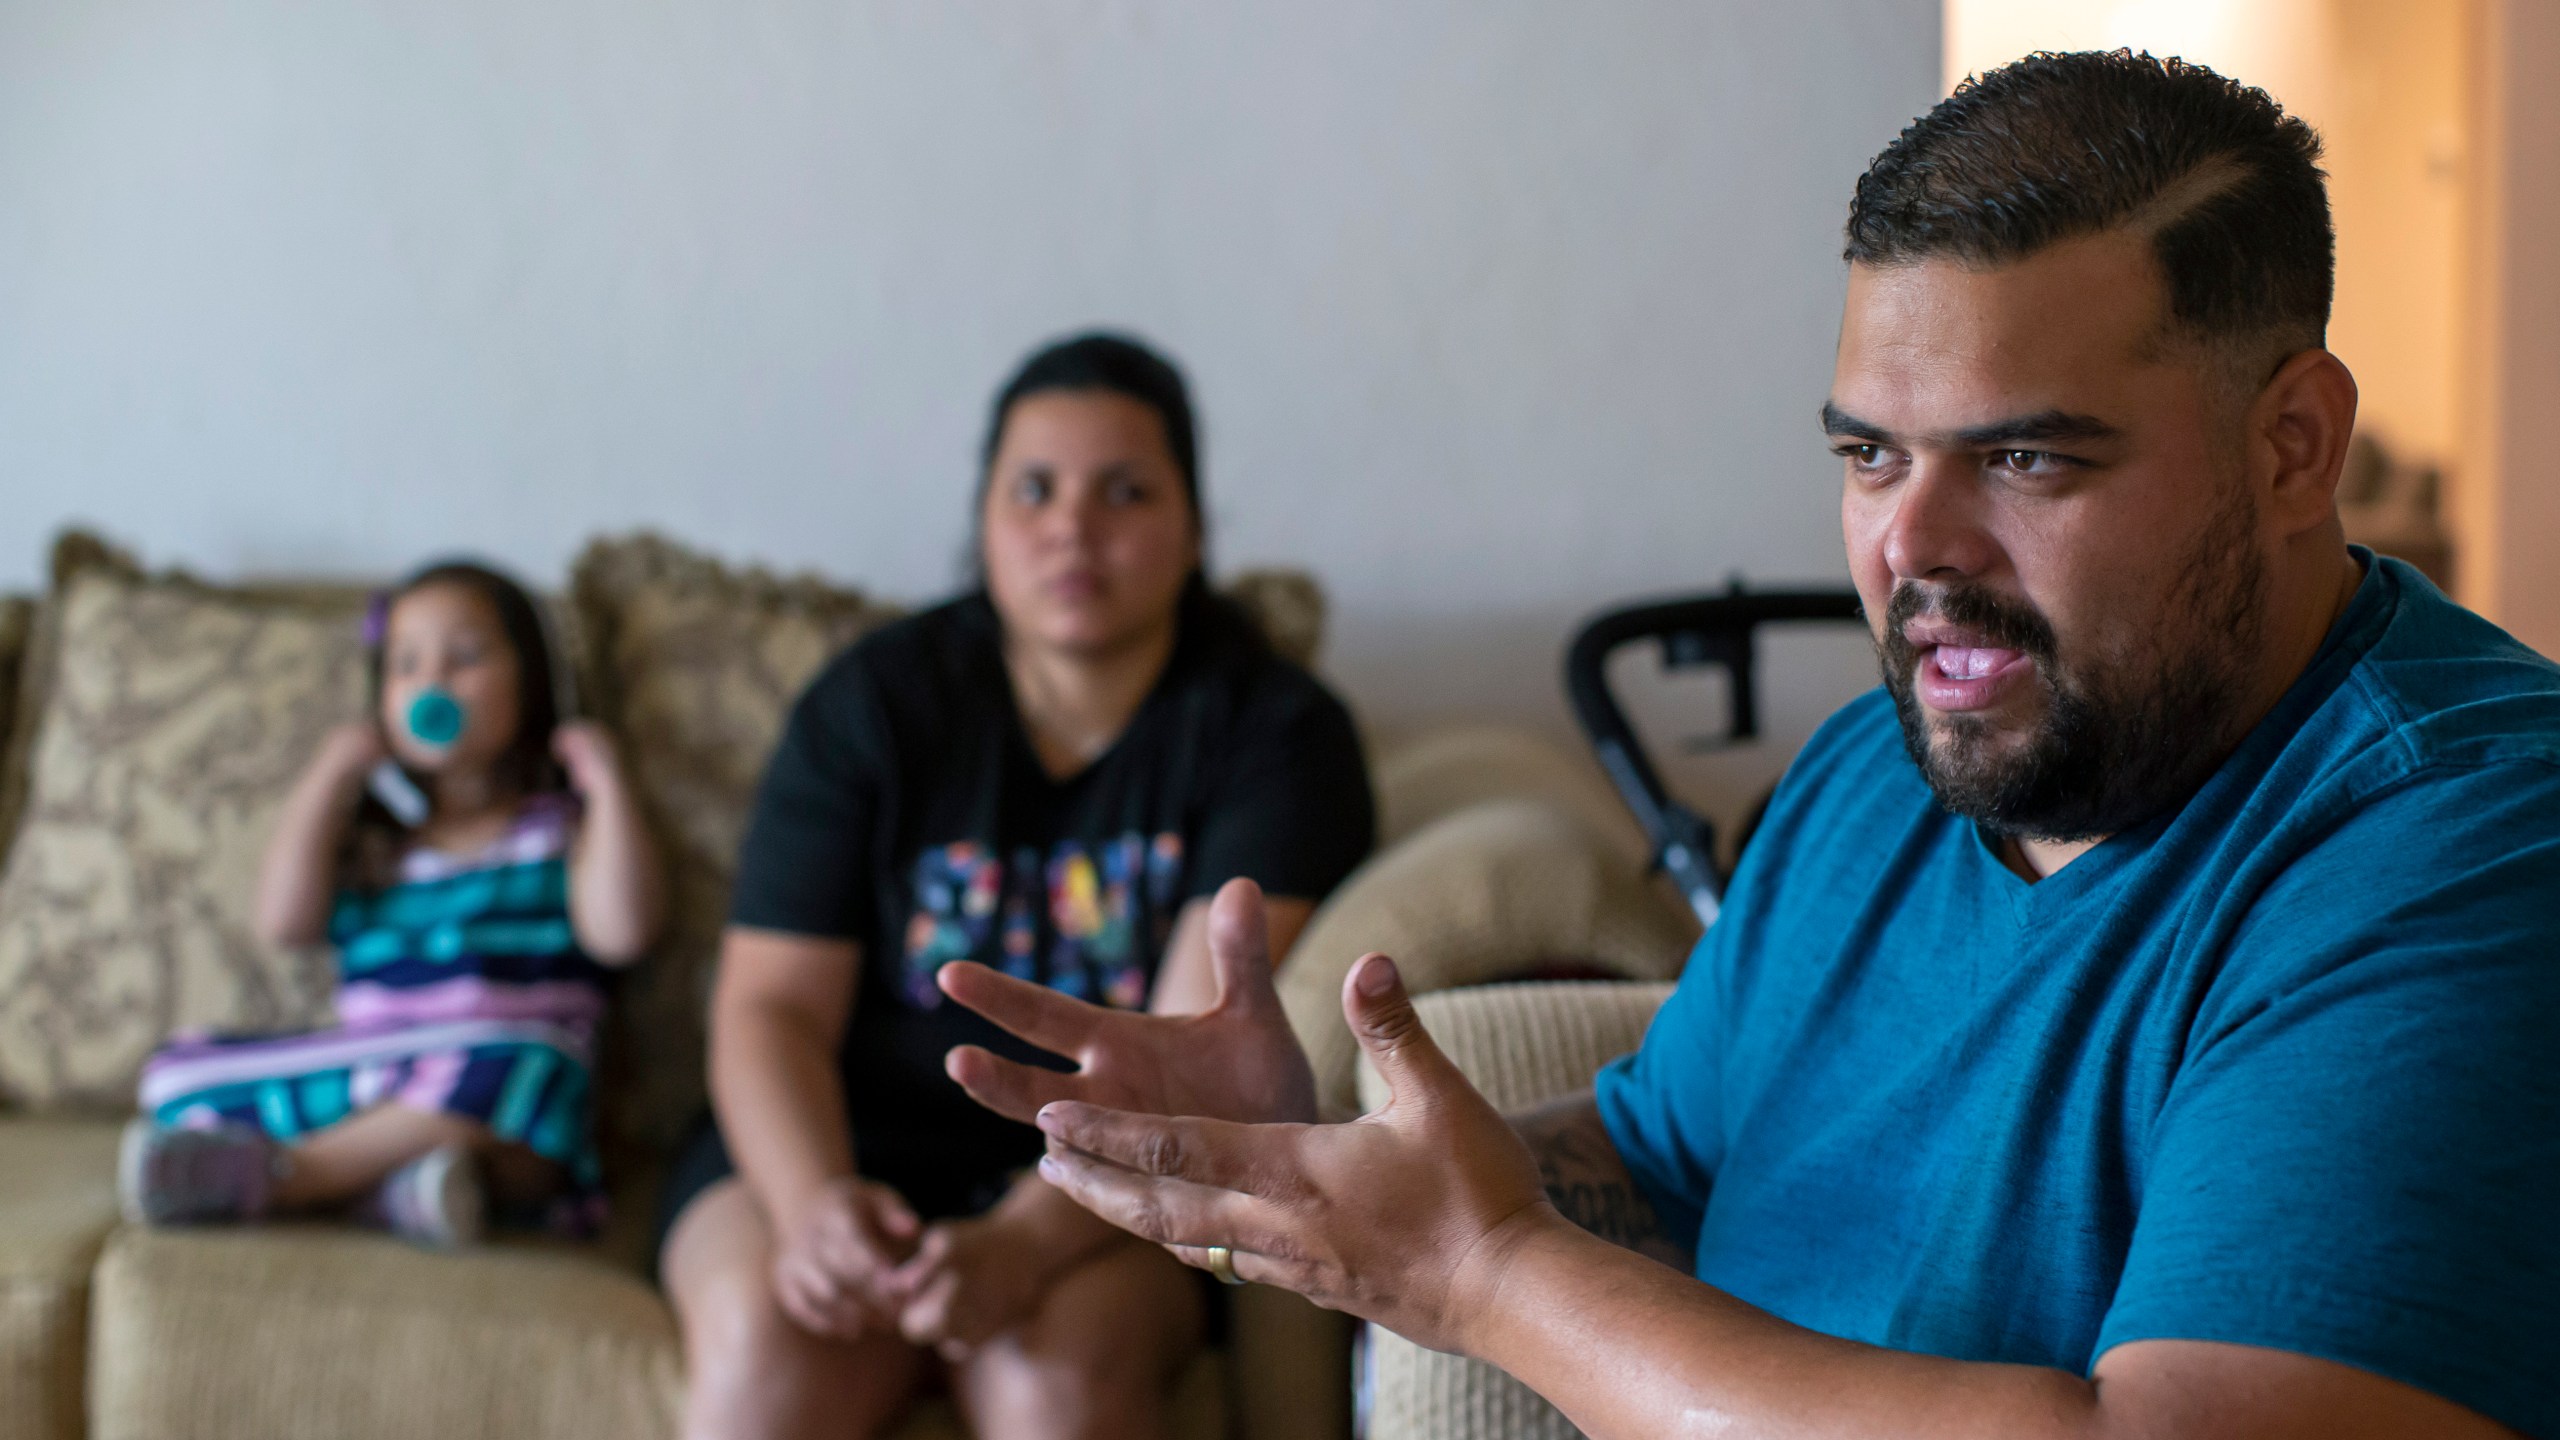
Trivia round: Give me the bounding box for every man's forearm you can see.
[1510,1092,1691,1272]
[1464,1212,2099,1440]
[1456,1214,2512,1440]
[1495,1094,2100,1439]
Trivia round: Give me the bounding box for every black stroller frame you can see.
[1564,581,1866,929]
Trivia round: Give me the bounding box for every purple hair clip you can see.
[360,590,391,648]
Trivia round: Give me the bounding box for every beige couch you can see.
[0,531,1695,1440]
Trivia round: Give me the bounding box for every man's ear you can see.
[2248,348,2360,538]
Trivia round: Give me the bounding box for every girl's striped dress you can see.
[139,793,608,1231]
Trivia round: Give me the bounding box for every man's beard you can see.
[1876,509,2269,843]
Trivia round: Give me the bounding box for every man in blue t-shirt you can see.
[937,52,2560,1438]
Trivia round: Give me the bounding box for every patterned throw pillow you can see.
[0,558,367,1111]
[0,594,33,846]
[1222,568,1326,670]
[570,534,907,1152]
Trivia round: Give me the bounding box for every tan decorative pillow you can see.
[0,533,141,884]
[570,533,907,1151]
[0,562,368,1110]
[1223,568,1326,670]
[0,594,34,850]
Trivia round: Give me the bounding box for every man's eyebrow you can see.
[1819,402,1889,441]
[1951,410,2121,448]
[1819,403,2123,449]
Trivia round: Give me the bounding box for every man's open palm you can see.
[938,877,1321,1127]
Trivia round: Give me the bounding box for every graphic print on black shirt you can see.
[728,587,1374,1216]
[900,831,1188,1011]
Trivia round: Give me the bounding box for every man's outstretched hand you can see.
[938,877,1321,1127]
[1027,948,1556,1356]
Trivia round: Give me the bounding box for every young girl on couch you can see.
[117,560,664,1246]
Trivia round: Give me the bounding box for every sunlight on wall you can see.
[1945,0,2557,655]
[1943,0,2464,470]
[1946,0,2336,124]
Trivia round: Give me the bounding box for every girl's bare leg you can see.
[272,1105,562,1210]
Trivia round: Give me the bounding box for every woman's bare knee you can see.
[959,1242,1204,1440]
[665,1183,772,1343]
[665,1183,823,1381]
[665,1181,925,1440]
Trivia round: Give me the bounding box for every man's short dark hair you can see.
[1846,50,2332,366]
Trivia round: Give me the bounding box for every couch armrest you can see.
[1281,800,1694,1123]
[1355,980,1675,1115]
[1356,981,1675,1440]
[1367,725,1647,861]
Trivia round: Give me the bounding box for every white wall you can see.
[1947,0,2473,476]
[2460,0,2560,658]
[0,2,1937,762]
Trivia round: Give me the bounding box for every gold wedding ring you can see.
[1204,1245,1245,1286]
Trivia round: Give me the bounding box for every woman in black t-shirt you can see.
[659,334,1375,1439]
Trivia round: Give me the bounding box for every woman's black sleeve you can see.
[727,659,884,942]
[1187,672,1376,905]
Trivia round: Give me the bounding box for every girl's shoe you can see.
[117,1120,281,1226]
[359,1144,486,1249]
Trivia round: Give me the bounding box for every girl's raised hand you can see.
[316,721,389,789]
[550,720,623,796]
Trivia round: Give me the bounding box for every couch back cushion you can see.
[0,595,33,860]
[0,597,31,766]
[0,561,367,1110]
[569,533,908,1152]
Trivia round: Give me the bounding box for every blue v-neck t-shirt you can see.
[1596,553,2560,1434]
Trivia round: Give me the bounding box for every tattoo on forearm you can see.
[1514,1092,1693,1271]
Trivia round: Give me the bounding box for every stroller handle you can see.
[1563,583,1866,928]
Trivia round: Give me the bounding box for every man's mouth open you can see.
[1904,619,2036,713]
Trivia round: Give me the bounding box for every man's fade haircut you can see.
[1846,50,2333,380]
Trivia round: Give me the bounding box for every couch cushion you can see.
[0,1118,123,1440]
[85,1221,1229,1440]
[0,558,366,1110]
[88,1226,682,1440]
[1279,799,1694,1122]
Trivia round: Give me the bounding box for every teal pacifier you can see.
[405,688,467,750]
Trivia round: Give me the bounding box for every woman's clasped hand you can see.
[768,1170,1145,1361]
